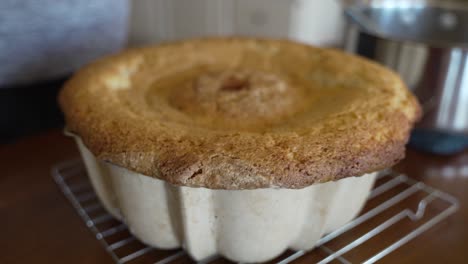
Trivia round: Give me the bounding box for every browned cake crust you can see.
[59,37,421,189]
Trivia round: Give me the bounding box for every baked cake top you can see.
[59,38,421,189]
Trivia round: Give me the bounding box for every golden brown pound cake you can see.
[60,37,420,189]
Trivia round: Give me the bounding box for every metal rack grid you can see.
[52,159,459,264]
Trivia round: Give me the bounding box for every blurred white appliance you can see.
[129,0,344,47]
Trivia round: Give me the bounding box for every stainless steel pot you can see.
[344,0,468,134]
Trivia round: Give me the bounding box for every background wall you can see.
[128,0,345,47]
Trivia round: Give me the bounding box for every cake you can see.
[59,37,421,262]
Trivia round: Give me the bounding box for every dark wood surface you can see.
[1,130,467,264]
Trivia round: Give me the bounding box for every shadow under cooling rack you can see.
[52,159,459,264]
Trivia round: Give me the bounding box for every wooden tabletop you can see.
[1,130,467,264]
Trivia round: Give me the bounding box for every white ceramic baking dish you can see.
[74,135,376,263]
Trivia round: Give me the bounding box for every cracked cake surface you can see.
[59,37,421,189]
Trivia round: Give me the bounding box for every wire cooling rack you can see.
[52,159,459,264]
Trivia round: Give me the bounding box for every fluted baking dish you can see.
[74,135,376,263]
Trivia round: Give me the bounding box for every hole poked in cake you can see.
[167,69,303,124]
